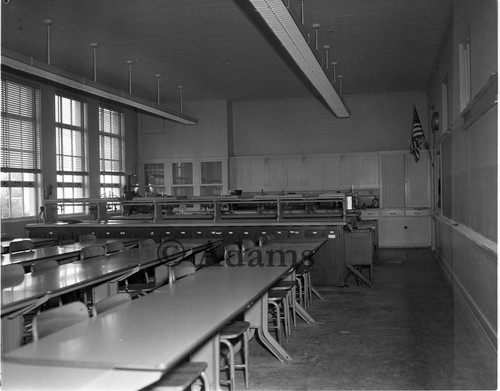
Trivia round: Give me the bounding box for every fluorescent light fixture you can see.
[249,0,350,118]
[1,48,198,125]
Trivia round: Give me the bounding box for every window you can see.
[459,34,471,112]
[99,107,124,198]
[55,94,87,214]
[1,78,41,219]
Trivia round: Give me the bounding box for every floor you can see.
[233,248,497,390]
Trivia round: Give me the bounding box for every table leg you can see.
[191,332,220,391]
[294,300,315,324]
[2,315,24,354]
[245,292,292,362]
[346,265,373,287]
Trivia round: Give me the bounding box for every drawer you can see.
[381,209,404,217]
[405,209,430,216]
[361,209,380,219]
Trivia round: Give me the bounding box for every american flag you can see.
[410,105,425,162]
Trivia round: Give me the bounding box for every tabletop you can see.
[3,258,293,371]
[1,239,219,315]
[2,362,164,391]
[1,237,141,268]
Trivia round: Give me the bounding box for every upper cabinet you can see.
[381,152,431,208]
[230,153,379,193]
[340,154,380,189]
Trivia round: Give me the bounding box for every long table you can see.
[3,239,325,391]
[1,239,220,353]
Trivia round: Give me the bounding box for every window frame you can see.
[1,76,42,220]
[99,105,125,198]
[55,92,88,214]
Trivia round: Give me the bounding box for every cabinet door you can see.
[405,153,431,207]
[285,158,303,190]
[248,160,268,191]
[405,216,431,246]
[379,217,406,247]
[267,160,286,191]
[303,157,323,190]
[342,155,362,188]
[323,157,341,190]
[381,154,405,207]
[230,159,248,191]
[360,155,380,188]
[342,155,379,189]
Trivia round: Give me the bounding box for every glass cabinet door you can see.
[172,162,193,197]
[144,163,165,195]
[200,161,222,196]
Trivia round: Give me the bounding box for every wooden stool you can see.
[220,321,250,390]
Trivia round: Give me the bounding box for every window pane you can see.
[201,161,222,184]
[99,106,124,198]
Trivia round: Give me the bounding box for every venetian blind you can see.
[1,79,40,173]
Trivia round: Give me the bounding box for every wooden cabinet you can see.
[248,160,267,191]
[322,157,341,190]
[341,154,379,189]
[404,154,431,208]
[230,159,249,191]
[381,152,430,208]
[379,209,430,247]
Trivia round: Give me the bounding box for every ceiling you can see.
[1,0,452,107]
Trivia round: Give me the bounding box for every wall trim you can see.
[436,247,497,352]
[433,213,497,259]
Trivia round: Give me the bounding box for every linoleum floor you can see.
[234,248,497,390]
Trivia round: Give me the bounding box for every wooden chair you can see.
[220,321,250,390]
[79,234,97,242]
[223,244,240,266]
[240,238,255,252]
[9,239,34,254]
[258,234,271,246]
[32,301,89,341]
[267,289,290,343]
[80,245,106,260]
[170,261,196,282]
[139,238,156,248]
[105,241,125,254]
[59,238,75,245]
[1,264,25,287]
[30,259,59,273]
[93,293,131,315]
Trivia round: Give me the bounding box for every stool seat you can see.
[147,362,209,391]
[220,320,250,339]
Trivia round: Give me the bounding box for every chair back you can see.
[79,234,97,242]
[258,234,271,246]
[224,244,240,260]
[9,239,34,254]
[240,239,255,252]
[158,239,185,259]
[139,238,156,248]
[105,241,125,254]
[31,259,59,273]
[32,301,89,341]
[1,264,25,287]
[80,245,106,260]
[171,261,196,280]
[94,293,131,315]
[59,238,76,245]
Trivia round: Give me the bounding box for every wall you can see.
[427,0,497,348]
[138,99,229,161]
[231,92,428,156]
